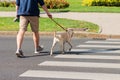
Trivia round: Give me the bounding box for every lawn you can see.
[65,0,120,13]
[0,17,99,32]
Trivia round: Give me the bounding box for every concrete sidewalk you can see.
[0,11,120,38]
[41,12,120,35]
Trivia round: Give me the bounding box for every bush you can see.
[0,1,15,7]
[82,0,120,7]
[44,0,69,9]
[0,0,70,9]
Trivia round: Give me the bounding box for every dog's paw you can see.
[50,52,53,56]
[69,48,72,51]
[61,51,65,54]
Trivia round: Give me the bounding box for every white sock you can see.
[16,49,22,52]
[34,48,37,52]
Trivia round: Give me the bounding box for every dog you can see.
[50,28,74,56]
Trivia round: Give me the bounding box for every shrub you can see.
[0,1,15,7]
[82,0,120,7]
[44,0,69,9]
[0,0,70,9]
[9,1,16,7]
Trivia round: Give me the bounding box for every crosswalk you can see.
[19,39,120,80]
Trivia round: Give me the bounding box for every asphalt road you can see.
[0,36,84,80]
[0,36,120,80]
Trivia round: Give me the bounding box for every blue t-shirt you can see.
[16,0,44,16]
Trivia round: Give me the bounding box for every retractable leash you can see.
[50,18,68,32]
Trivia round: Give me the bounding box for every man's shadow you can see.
[21,48,120,58]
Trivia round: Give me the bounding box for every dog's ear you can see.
[67,28,74,37]
[67,28,74,31]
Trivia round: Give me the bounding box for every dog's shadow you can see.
[52,51,88,55]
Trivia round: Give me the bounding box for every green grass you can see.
[0,0,120,13]
[50,0,120,13]
[0,7,15,11]
[0,17,99,32]
[68,0,120,13]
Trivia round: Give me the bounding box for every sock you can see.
[35,48,37,52]
[16,49,22,52]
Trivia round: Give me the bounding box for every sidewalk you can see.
[41,12,120,35]
[0,11,120,38]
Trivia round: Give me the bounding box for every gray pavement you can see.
[0,11,120,35]
[1,36,120,80]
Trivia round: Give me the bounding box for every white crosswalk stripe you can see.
[77,39,120,48]
[71,49,120,54]
[19,39,120,80]
[20,70,120,80]
[55,54,120,60]
[107,39,120,41]
[77,45,120,48]
[86,41,120,44]
[39,61,120,68]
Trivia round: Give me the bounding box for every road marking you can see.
[107,39,120,41]
[86,41,120,44]
[77,45,120,48]
[55,54,120,60]
[19,39,120,79]
[71,49,120,54]
[38,61,120,69]
[20,70,120,80]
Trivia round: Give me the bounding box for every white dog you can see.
[50,29,74,56]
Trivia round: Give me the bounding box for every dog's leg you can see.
[60,41,65,54]
[63,42,66,53]
[50,38,57,56]
[67,41,72,51]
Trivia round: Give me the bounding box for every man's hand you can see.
[47,13,52,19]
[41,5,52,19]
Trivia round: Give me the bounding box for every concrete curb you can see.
[74,32,120,39]
[1,31,120,39]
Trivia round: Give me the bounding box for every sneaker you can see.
[15,50,24,58]
[34,46,44,54]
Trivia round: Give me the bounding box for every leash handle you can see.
[50,18,67,32]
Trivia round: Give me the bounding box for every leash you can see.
[50,18,68,32]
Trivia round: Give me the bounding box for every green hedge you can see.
[0,0,70,9]
[44,0,69,9]
[0,1,15,7]
[82,0,120,7]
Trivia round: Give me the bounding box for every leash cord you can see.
[50,18,67,32]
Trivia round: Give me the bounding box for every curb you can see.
[74,32,120,39]
[1,31,120,39]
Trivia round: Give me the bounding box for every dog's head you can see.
[67,28,74,38]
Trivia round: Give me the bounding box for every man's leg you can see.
[32,31,39,49]
[16,16,28,57]
[16,30,25,51]
[32,31,43,53]
[29,16,43,53]
[16,30,25,57]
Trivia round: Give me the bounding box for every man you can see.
[15,0,52,58]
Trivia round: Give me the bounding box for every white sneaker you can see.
[34,46,44,54]
[15,50,24,58]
